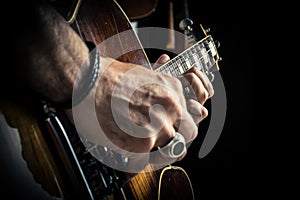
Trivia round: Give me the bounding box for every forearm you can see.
[9,0,90,103]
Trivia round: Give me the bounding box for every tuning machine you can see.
[179,18,194,32]
[179,18,198,47]
[214,40,221,48]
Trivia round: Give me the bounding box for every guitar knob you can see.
[205,27,211,33]
[214,40,221,48]
[179,18,194,31]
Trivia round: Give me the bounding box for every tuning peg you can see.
[205,27,211,33]
[179,18,194,31]
[214,40,221,48]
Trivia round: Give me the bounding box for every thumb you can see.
[152,54,170,70]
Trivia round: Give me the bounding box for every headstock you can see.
[178,19,222,77]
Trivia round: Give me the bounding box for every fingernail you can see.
[159,54,170,64]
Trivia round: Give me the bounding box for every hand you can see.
[154,54,214,124]
[68,54,213,172]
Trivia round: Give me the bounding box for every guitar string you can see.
[155,36,217,74]
[157,47,215,77]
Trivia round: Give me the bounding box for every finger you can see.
[152,54,170,70]
[182,72,210,105]
[154,120,176,148]
[186,99,208,124]
[187,67,214,98]
[176,112,198,144]
[150,133,187,164]
[176,147,187,161]
[149,122,179,165]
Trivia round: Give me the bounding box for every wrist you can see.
[59,42,100,109]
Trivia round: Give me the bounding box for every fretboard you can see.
[155,35,220,80]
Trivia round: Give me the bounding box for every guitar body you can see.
[0,97,83,199]
[70,0,151,67]
[0,0,195,199]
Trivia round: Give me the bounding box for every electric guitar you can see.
[0,0,220,199]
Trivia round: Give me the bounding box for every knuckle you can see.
[198,90,209,104]
[163,92,182,116]
[190,73,198,81]
[185,73,197,83]
[203,90,209,100]
[150,81,184,119]
[187,66,197,73]
[191,66,198,73]
[201,107,208,119]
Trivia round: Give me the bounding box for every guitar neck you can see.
[155,35,220,81]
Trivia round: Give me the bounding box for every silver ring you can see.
[159,132,186,158]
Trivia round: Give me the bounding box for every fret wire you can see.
[182,52,190,70]
[200,57,207,72]
[201,48,210,71]
[174,56,180,73]
[208,47,215,67]
[186,48,214,72]
[177,48,214,75]
[175,57,182,75]
[169,60,177,76]
[155,37,217,76]
[188,50,195,67]
[204,41,212,71]
[193,47,203,72]
[178,55,183,72]
[191,46,198,70]
[172,60,177,75]
[195,45,205,71]
[184,53,189,71]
